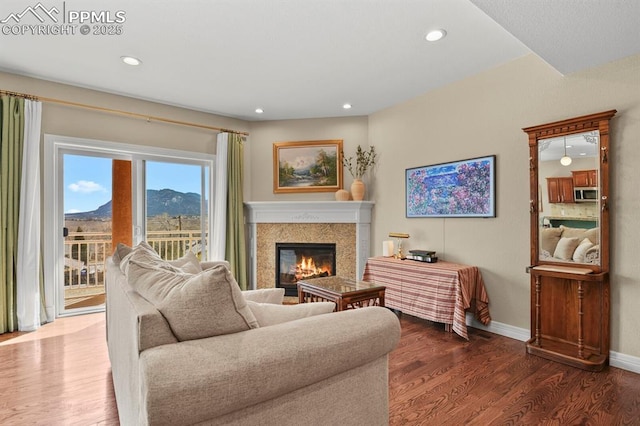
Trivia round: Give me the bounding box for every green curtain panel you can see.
[0,95,25,334]
[225,134,248,290]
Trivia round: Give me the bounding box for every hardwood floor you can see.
[0,312,639,425]
[0,313,119,425]
[390,315,640,425]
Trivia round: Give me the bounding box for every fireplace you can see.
[244,201,373,291]
[276,243,336,296]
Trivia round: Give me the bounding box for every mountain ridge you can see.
[65,188,203,219]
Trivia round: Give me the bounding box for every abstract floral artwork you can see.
[406,155,496,218]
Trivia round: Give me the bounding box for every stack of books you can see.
[406,249,438,263]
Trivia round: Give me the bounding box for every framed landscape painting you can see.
[406,155,496,218]
[273,140,343,193]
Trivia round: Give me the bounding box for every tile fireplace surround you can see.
[244,201,374,291]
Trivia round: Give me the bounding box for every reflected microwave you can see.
[574,187,598,202]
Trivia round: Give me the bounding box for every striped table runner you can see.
[363,257,491,340]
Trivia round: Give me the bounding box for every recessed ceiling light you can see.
[255,108,264,114]
[121,56,142,66]
[425,29,446,42]
[343,103,352,110]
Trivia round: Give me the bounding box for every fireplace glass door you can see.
[276,243,336,296]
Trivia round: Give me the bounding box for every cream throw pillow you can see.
[246,301,335,327]
[127,261,258,341]
[553,237,581,260]
[572,238,595,263]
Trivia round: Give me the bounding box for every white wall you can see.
[247,53,640,360]
[367,53,640,358]
[246,116,369,201]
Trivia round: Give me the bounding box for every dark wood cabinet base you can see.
[526,337,608,372]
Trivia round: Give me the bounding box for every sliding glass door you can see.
[143,161,210,261]
[45,135,214,318]
[62,153,115,313]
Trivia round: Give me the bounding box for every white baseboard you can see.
[609,351,640,374]
[467,315,529,342]
[467,314,640,375]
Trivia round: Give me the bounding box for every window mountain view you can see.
[63,188,207,310]
[65,188,204,220]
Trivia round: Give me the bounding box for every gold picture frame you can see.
[273,140,343,193]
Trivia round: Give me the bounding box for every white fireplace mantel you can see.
[244,201,374,290]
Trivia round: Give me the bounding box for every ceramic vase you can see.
[335,189,350,201]
[350,179,366,201]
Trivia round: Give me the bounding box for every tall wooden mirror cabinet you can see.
[523,110,616,371]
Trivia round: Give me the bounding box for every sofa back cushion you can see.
[127,261,259,341]
[560,225,599,245]
[246,300,335,327]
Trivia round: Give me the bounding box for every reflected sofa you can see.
[106,242,401,425]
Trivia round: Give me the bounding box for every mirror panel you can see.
[538,131,600,265]
[523,110,615,273]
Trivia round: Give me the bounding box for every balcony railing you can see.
[64,230,207,290]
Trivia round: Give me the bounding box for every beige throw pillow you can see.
[118,241,162,274]
[127,261,259,341]
[246,301,335,327]
[119,241,202,275]
[111,242,133,266]
[553,237,581,260]
[572,238,595,263]
[167,250,202,274]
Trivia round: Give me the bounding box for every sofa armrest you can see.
[128,290,178,351]
[242,288,285,304]
[139,307,401,425]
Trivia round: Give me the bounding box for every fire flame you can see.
[294,256,331,280]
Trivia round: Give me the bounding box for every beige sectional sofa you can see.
[106,242,401,425]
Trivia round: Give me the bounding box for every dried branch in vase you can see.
[342,145,377,179]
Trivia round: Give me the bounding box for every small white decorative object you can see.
[382,240,394,257]
[388,232,410,259]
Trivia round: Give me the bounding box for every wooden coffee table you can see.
[297,276,385,311]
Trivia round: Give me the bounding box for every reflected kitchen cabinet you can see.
[546,177,574,203]
[572,169,597,187]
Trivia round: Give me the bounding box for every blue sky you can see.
[64,155,204,214]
